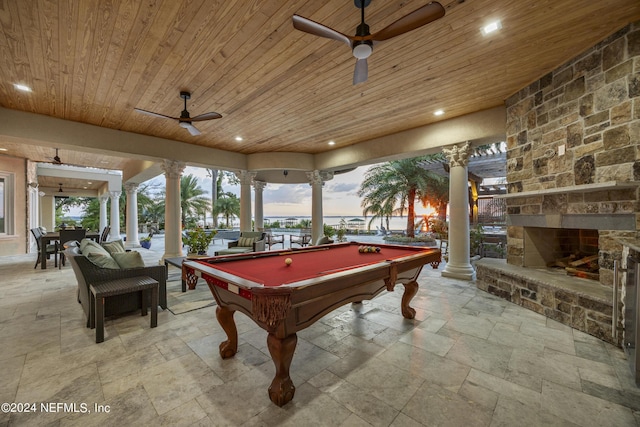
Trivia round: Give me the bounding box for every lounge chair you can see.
[215,232,266,256]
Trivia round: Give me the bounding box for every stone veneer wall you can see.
[504,22,640,288]
[475,260,616,344]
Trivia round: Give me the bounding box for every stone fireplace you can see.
[475,22,640,346]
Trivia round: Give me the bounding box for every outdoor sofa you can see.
[66,239,167,328]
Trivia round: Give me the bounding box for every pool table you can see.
[183,241,441,406]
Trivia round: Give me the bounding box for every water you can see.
[206,215,427,232]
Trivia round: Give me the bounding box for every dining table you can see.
[39,231,100,270]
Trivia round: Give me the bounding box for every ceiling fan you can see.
[134,91,222,136]
[48,148,63,165]
[293,0,445,85]
[56,183,74,198]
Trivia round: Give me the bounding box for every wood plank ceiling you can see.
[0,0,639,171]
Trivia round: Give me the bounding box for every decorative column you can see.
[236,170,255,231]
[162,160,186,259]
[99,194,109,233]
[253,181,266,231]
[124,183,140,248]
[442,142,476,280]
[40,195,55,231]
[307,170,333,244]
[109,191,121,241]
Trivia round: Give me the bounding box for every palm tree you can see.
[358,156,446,238]
[215,193,240,228]
[180,174,210,228]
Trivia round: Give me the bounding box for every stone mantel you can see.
[496,181,640,199]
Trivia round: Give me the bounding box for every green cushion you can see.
[112,251,145,269]
[217,248,253,255]
[237,236,256,247]
[80,238,110,256]
[102,239,126,254]
[86,252,120,269]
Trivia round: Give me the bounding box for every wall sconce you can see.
[283,170,288,178]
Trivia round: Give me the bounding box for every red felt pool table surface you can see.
[193,242,431,287]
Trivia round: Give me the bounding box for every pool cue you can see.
[202,246,329,263]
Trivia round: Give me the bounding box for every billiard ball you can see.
[285,257,292,266]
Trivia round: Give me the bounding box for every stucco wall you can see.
[0,155,27,256]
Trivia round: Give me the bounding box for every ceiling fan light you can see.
[353,43,372,59]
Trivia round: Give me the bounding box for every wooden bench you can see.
[89,276,159,343]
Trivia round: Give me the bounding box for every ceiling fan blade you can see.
[180,122,201,136]
[134,108,178,121]
[353,58,368,85]
[292,15,353,47]
[190,112,222,121]
[371,2,445,41]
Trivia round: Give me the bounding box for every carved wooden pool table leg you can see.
[267,332,297,407]
[216,305,238,358]
[401,280,419,319]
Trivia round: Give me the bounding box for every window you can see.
[0,172,15,236]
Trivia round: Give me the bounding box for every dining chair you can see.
[58,228,87,269]
[31,227,58,269]
[99,226,111,243]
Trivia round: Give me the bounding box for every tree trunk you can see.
[406,187,416,237]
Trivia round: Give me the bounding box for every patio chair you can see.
[290,229,312,248]
[215,232,266,255]
[31,227,58,269]
[266,232,285,249]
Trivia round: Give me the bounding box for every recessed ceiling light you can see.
[481,20,502,36]
[235,136,243,142]
[0,148,7,151]
[328,140,336,146]
[87,182,92,185]
[13,84,32,92]
[434,110,444,116]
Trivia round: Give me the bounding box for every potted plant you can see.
[140,235,152,249]
[183,227,216,255]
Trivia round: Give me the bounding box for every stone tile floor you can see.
[1,239,639,426]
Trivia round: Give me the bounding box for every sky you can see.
[179,165,370,217]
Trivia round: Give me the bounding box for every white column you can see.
[307,170,333,245]
[99,194,109,233]
[124,182,140,248]
[40,195,55,231]
[109,191,121,240]
[162,160,186,259]
[236,170,255,231]
[253,180,266,231]
[442,142,476,280]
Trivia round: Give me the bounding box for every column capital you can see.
[124,182,139,193]
[306,170,333,186]
[98,194,109,203]
[443,141,472,167]
[109,191,121,199]
[161,160,186,179]
[253,180,266,191]
[235,170,256,185]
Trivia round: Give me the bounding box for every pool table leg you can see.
[267,332,297,407]
[401,280,418,319]
[216,305,238,358]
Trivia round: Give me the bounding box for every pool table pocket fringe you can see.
[253,290,291,329]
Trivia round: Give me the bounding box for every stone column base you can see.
[442,263,476,281]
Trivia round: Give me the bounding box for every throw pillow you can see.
[80,238,111,257]
[238,236,255,247]
[112,251,145,269]
[86,252,120,269]
[102,239,126,255]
